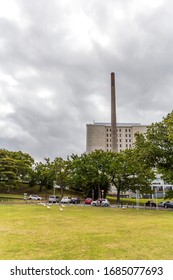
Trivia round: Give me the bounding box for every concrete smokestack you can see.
[111,72,118,152]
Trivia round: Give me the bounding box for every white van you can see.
[48,195,60,203]
[61,196,70,203]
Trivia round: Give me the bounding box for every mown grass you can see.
[0,204,173,260]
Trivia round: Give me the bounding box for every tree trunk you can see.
[39,183,43,192]
[116,187,121,205]
[60,187,64,199]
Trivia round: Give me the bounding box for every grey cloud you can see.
[0,0,173,161]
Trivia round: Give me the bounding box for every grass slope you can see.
[0,204,173,260]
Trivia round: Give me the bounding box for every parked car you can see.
[145,200,156,207]
[91,198,110,207]
[48,195,60,203]
[164,201,173,208]
[158,201,169,207]
[85,198,92,205]
[29,194,42,200]
[61,196,71,203]
[70,197,81,204]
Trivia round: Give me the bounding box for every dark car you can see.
[158,201,170,207]
[85,198,92,205]
[164,201,173,208]
[158,201,165,207]
[70,197,81,204]
[145,201,156,207]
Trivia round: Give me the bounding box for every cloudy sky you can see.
[0,0,173,161]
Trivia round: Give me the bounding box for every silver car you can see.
[29,194,42,200]
[61,196,71,203]
[91,198,110,207]
[48,195,60,203]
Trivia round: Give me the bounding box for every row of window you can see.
[106,144,132,148]
[107,138,131,143]
[106,134,131,138]
[106,128,131,133]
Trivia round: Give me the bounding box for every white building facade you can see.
[151,173,173,198]
[86,122,147,153]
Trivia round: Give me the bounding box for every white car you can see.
[91,198,110,207]
[61,196,71,203]
[48,195,60,203]
[29,194,42,200]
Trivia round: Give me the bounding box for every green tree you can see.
[51,157,70,198]
[10,151,35,182]
[0,149,19,192]
[135,111,173,184]
[34,158,54,191]
[105,149,155,203]
[69,151,111,199]
[164,190,173,200]
[0,149,35,192]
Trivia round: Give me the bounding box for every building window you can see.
[129,134,131,137]
[119,129,121,132]
[125,129,127,132]
[126,144,128,147]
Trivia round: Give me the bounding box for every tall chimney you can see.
[111,72,118,152]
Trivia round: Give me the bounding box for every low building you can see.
[151,174,173,198]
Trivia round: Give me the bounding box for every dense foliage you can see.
[0,150,34,192]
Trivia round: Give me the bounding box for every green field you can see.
[0,204,173,260]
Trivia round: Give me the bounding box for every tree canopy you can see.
[135,111,173,184]
[0,149,34,192]
[0,110,173,199]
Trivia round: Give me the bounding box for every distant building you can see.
[86,122,147,153]
[151,173,173,198]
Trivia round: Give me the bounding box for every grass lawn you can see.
[0,204,173,260]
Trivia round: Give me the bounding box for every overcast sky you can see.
[0,0,173,161]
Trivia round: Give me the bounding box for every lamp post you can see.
[92,189,94,201]
[155,187,158,210]
[136,189,140,210]
[98,170,102,198]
